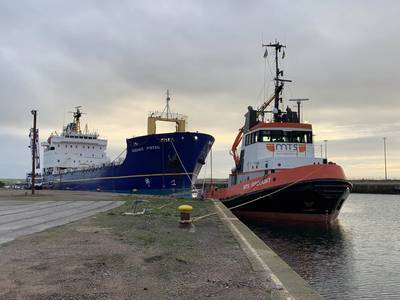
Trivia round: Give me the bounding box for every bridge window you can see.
[259,130,271,142]
[257,130,313,144]
[291,131,313,143]
[244,134,248,146]
[271,130,284,142]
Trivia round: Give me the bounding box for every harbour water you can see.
[242,194,400,299]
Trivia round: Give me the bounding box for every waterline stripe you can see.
[46,172,194,184]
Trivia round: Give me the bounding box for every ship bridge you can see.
[41,107,108,175]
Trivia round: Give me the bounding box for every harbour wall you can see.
[213,200,323,299]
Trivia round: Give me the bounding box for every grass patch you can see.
[93,196,217,278]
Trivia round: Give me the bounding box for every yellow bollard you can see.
[178,205,193,224]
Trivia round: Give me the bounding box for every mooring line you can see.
[192,168,319,223]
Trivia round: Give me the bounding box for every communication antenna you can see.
[166,89,171,118]
[289,98,309,123]
[161,89,172,119]
[262,41,292,121]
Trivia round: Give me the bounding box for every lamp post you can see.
[31,110,37,195]
[383,137,387,180]
[324,140,328,160]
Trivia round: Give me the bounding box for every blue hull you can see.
[43,132,214,197]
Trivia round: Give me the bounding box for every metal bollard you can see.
[178,205,193,224]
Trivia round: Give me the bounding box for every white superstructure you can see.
[41,107,108,175]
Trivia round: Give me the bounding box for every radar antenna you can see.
[289,98,309,123]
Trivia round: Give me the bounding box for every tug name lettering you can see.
[243,177,271,190]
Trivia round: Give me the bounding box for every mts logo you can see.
[266,143,306,152]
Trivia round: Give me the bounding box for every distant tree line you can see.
[0,181,5,188]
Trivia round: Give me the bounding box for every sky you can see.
[0,0,399,179]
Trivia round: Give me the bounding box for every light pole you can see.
[383,137,387,180]
[324,140,328,160]
[31,110,37,195]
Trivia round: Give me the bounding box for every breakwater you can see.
[350,180,400,194]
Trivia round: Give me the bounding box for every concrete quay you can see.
[0,190,322,299]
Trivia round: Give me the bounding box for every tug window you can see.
[251,132,258,143]
[271,130,284,142]
[257,130,313,144]
[259,130,272,142]
[291,131,313,143]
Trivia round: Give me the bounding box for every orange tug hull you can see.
[206,164,352,223]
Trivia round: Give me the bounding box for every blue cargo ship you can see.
[41,92,214,196]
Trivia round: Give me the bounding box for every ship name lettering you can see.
[146,145,160,150]
[243,177,271,191]
[131,147,144,153]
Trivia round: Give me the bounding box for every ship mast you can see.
[73,106,83,133]
[67,106,86,134]
[262,41,291,122]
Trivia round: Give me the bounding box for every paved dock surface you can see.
[0,191,123,245]
[0,190,321,299]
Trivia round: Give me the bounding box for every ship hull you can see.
[43,132,214,197]
[207,164,352,222]
[222,179,351,222]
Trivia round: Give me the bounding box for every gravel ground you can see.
[0,195,271,300]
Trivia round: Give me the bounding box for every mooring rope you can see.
[192,168,320,223]
[111,148,127,164]
[170,140,197,192]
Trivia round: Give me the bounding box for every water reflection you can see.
[242,218,356,299]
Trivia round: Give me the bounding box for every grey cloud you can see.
[0,0,399,178]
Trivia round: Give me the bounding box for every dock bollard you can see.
[178,205,193,224]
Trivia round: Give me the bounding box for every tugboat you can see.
[41,92,214,196]
[206,42,352,222]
